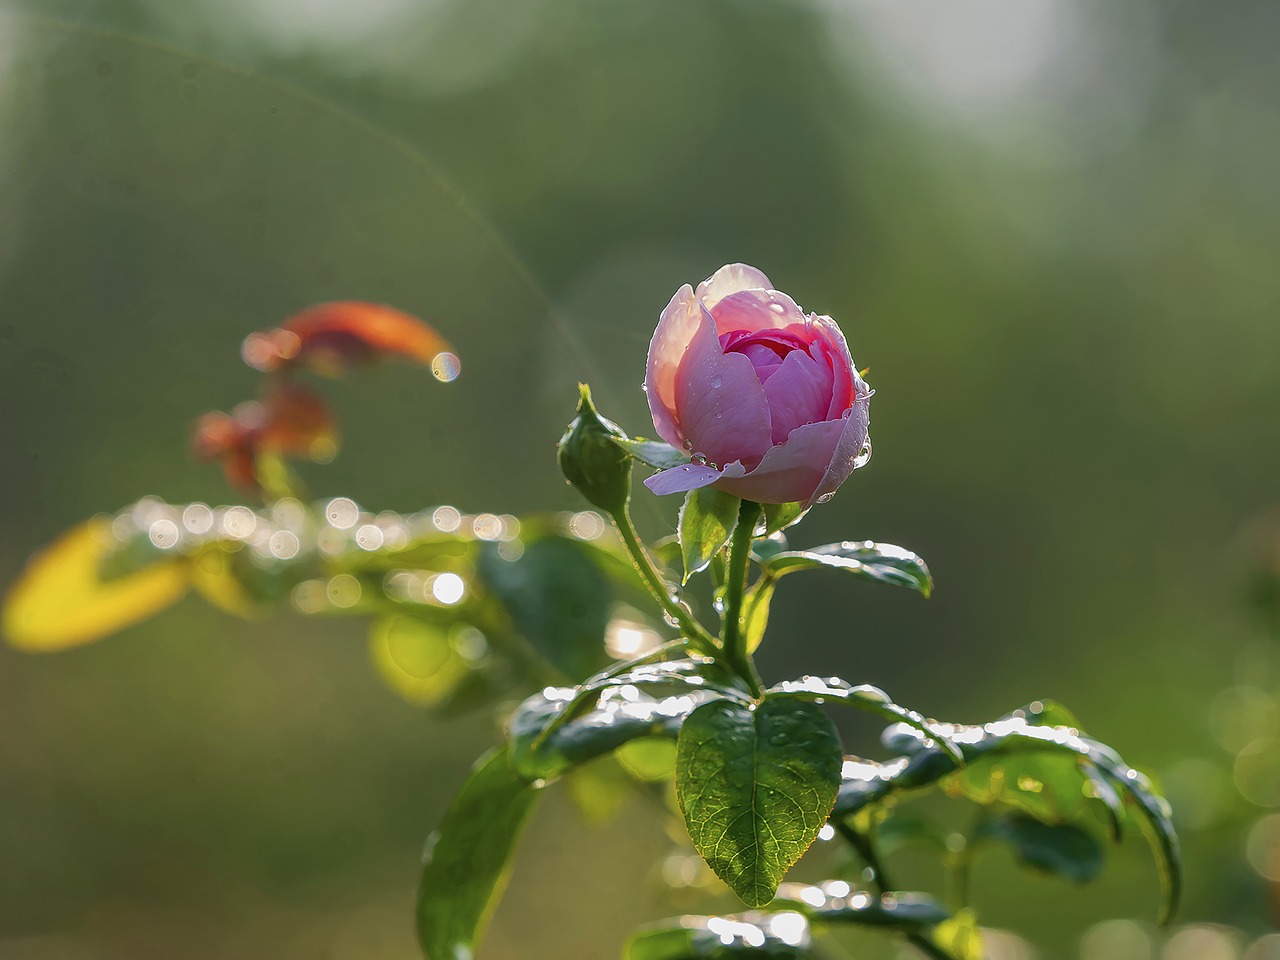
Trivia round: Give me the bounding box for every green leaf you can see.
[676,698,843,907]
[369,615,477,708]
[627,913,811,959]
[417,750,538,960]
[742,578,777,654]
[973,813,1104,882]
[831,705,1182,925]
[775,882,950,929]
[760,502,809,536]
[679,487,741,584]
[615,437,692,471]
[762,541,933,597]
[768,677,961,762]
[931,909,984,960]
[509,684,725,781]
[476,534,612,681]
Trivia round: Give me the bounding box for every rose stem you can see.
[720,499,764,699]
[610,503,719,656]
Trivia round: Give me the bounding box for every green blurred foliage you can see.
[0,0,1278,956]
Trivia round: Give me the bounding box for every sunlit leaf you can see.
[369,615,477,708]
[417,750,537,960]
[614,438,690,471]
[566,756,633,825]
[616,737,678,782]
[627,912,811,959]
[189,547,262,618]
[973,813,1104,882]
[769,677,961,762]
[4,519,189,651]
[775,882,950,929]
[508,684,723,782]
[831,705,1182,925]
[678,487,740,584]
[677,698,842,907]
[743,577,777,654]
[760,502,808,536]
[761,541,932,597]
[930,909,983,960]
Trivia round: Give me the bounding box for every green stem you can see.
[721,500,764,698]
[611,505,718,655]
[837,821,956,960]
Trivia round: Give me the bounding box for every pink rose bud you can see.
[643,264,871,508]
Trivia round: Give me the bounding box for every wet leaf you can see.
[4,519,189,651]
[761,541,932,597]
[627,912,811,959]
[775,882,950,929]
[769,677,960,762]
[678,487,740,584]
[508,684,722,782]
[973,813,1104,882]
[417,750,537,960]
[676,698,842,907]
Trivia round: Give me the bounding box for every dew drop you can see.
[711,375,722,389]
[853,437,873,469]
[682,438,695,451]
[692,452,708,466]
[429,351,461,383]
[815,493,834,505]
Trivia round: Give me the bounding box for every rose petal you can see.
[760,349,832,444]
[810,396,872,506]
[695,263,772,309]
[645,285,704,449]
[707,289,806,338]
[807,314,858,419]
[642,462,724,496]
[672,305,773,468]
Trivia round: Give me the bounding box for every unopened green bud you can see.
[557,384,631,514]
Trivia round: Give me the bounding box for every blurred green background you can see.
[1,0,1278,957]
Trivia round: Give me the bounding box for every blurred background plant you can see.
[0,0,1277,957]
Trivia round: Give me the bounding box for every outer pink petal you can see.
[643,462,723,496]
[645,285,703,448]
[695,263,772,309]
[707,289,806,339]
[672,305,773,468]
[712,397,870,507]
[807,314,858,420]
[760,348,832,444]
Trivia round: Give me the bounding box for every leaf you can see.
[566,756,633,825]
[762,541,933,597]
[627,913,811,959]
[676,698,843,907]
[614,437,690,471]
[476,534,612,680]
[417,750,537,960]
[369,616,479,708]
[743,578,777,654]
[4,519,190,651]
[760,502,809,536]
[775,882,950,929]
[831,705,1182,925]
[616,737,678,781]
[508,684,723,782]
[930,909,984,960]
[678,487,740,584]
[768,677,961,762]
[973,813,1104,882]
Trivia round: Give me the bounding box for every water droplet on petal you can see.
[711,375,722,389]
[815,493,835,505]
[682,439,695,451]
[692,452,708,466]
[853,436,873,469]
